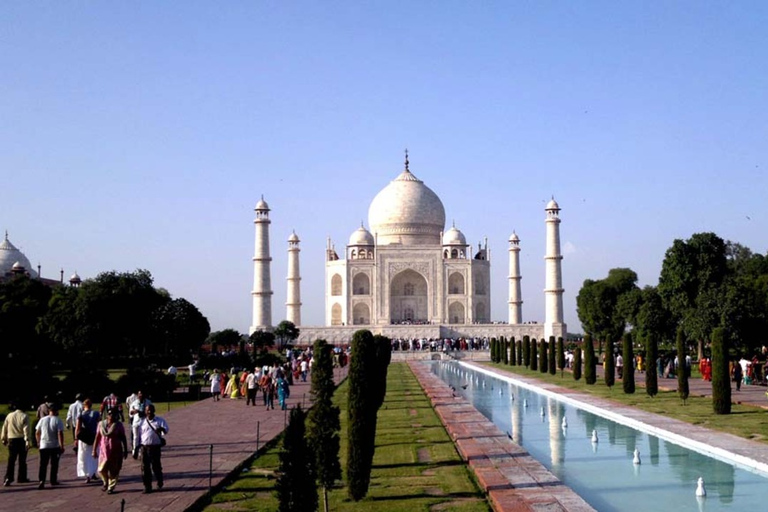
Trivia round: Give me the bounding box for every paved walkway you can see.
[0,366,347,512]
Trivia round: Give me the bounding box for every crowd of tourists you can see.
[390,337,491,352]
[2,390,168,495]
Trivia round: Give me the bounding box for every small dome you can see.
[348,224,374,246]
[12,261,24,270]
[255,196,270,211]
[546,198,560,210]
[69,272,81,283]
[288,231,300,243]
[442,225,467,246]
[0,233,37,278]
[508,231,520,243]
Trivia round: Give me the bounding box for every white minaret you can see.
[544,198,565,339]
[508,231,523,324]
[286,230,302,326]
[250,196,273,334]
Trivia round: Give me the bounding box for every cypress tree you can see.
[711,327,731,414]
[517,340,523,367]
[584,334,596,385]
[530,337,538,371]
[347,329,378,501]
[557,337,565,376]
[604,335,615,389]
[539,338,548,373]
[548,336,557,375]
[645,332,659,398]
[676,328,689,404]
[622,332,635,394]
[523,335,530,367]
[503,337,509,365]
[307,340,342,512]
[510,337,516,366]
[573,346,582,381]
[490,338,497,363]
[372,335,392,411]
[277,405,318,512]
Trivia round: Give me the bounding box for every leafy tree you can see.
[548,336,557,375]
[249,330,276,355]
[604,336,615,389]
[38,285,83,354]
[274,320,300,351]
[522,336,530,367]
[530,338,538,371]
[658,233,728,359]
[577,268,639,355]
[347,329,378,501]
[152,297,210,358]
[539,339,548,374]
[584,334,596,385]
[517,339,523,367]
[502,337,509,365]
[510,337,516,366]
[711,327,731,414]
[573,346,582,381]
[676,327,689,403]
[206,329,242,353]
[307,340,341,512]
[276,405,318,512]
[557,337,565,376]
[372,335,392,411]
[645,333,659,398]
[622,332,635,394]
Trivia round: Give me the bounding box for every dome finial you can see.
[404,148,409,172]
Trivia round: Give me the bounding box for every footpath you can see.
[0,366,347,512]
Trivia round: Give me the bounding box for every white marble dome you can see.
[0,233,37,278]
[348,224,374,246]
[255,196,270,210]
[368,167,446,246]
[288,231,300,243]
[546,198,560,210]
[442,224,467,246]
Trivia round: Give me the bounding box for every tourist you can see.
[733,359,743,391]
[92,407,128,494]
[138,404,169,494]
[616,353,624,380]
[167,365,178,379]
[276,373,290,410]
[74,398,100,483]
[100,392,124,422]
[65,393,84,444]
[210,369,221,401]
[300,358,309,382]
[35,403,65,489]
[129,391,152,457]
[2,401,30,486]
[245,368,259,406]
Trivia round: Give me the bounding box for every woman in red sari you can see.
[91,407,128,494]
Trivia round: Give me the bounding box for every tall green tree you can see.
[711,327,731,414]
[510,337,516,366]
[577,268,639,354]
[502,337,509,365]
[645,333,659,398]
[206,329,242,353]
[676,327,689,403]
[522,335,530,367]
[372,334,392,410]
[557,337,565,376]
[307,340,341,512]
[539,339,547,373]
[347,329,379,501]
[658,233,728,359]
[249,330,276,355]
[276,405,318,512]
[517,339,523,367]
[573,346,582,381]
[530,338,538,371]
[548,336,557,375]
[622,332,635,394]
[604,335,616,389]
[274,320,300,351]
[584,334,596,385]
[151,297,210,358]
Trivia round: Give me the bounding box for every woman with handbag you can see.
[74,399,100,483]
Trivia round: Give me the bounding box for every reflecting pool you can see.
[431,361,768,512]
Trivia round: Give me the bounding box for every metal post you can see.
[208,444,213,492]
[256,421,260,454]
[284,407,287,428]
[121,499,125,512]
[302,393,305,409]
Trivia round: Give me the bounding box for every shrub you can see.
[711,327,731,414]
[622,332,635,394]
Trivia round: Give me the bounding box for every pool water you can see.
[431,361,768,512]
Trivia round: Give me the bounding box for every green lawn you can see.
[485,362,768,444]
[204,363,490,512]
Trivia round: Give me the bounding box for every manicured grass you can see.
[204,363,490,512]
[485,362,768,444]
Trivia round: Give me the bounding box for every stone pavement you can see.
[0,366,347,512]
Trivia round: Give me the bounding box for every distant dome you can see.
[0,233,37,278]
[508,231,520,243]
[288,231,300,243]
[69,272,81,283]
[442,224,467,246]
[368,162,446,246]
[348,224,374,246]
[546,198,560,210]
[255,196,270,210]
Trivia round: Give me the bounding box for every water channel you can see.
[431,361,768,512]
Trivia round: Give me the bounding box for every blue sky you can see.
[2,2,767,334]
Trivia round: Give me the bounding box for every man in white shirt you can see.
[129,391,152,457]
[35,404,64,489]
[138,404,169,493]
[246,369,259,406]
[65,394,84,443]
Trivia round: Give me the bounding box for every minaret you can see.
[250,196,273,334]
[286,230,302,326]
[508,231,523,324]
[544,198,565,339]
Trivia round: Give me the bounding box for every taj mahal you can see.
[250,153,565,344]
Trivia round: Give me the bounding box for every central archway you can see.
[389,269,429,324]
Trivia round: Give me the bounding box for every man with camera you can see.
[128,390,152,458]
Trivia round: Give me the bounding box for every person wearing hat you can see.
[35,403,65,489]
[66,394,85,444]
[2,401,31,486]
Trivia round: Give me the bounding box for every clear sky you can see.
[2,2,767,335]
